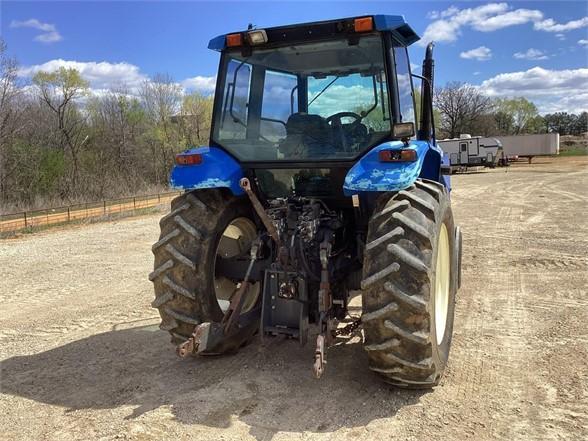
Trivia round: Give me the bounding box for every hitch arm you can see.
[313,234,334,379]
[221,239,261,333]
[176,239,261,358]
[240,178,281,246]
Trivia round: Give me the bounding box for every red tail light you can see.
[379,149,417,162]
[175,153,202,165]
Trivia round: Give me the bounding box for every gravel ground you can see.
[1,156,587,441]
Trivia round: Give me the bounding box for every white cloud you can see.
[513,48,549,60]
[10,18,54,32]
[534,17,588,32]
[555,33,566,41]
[35,32,62,43]
[420,3,538,45]
[18,58,218,98]
[476,8,543,32]
[427,6,459,20]
[579,39,588,47]
[18,59,148,92]
[479,66,588,113]
[460,46,492,61]
[421,3,588,46]
[10,18,62,44]
[473,71,481,76]
[181,76,216,94]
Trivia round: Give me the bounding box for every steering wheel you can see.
[326,112,363,126]
[326,112,363,152]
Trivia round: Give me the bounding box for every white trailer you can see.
[494,133,559,163]
[437,135,504,172]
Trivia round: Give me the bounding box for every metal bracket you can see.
[177,322,209,357]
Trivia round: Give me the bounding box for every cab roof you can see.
[208,15,420,51]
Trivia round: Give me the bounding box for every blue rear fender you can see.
[343,140,445,195]
[169,147,245,195]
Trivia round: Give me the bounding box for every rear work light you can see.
[379,149,417,163]
[247,29,268,45]
[226,33,243,47]
[175,153,203,165]
[354,17,374,32]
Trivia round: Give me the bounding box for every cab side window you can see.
[260,70,298,142]
[219,60,252,140]
[393,47,416,127]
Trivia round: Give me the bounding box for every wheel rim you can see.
[214,217,260,314]
[434,223,450,345]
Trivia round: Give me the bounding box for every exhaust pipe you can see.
[418,42,435,141]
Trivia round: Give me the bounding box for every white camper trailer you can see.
[494,133,559,163]
[437,135,504,172]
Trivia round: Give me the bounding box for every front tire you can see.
[361,179,457,387]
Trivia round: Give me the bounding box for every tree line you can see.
[0,40,213,212]
[434,81,587,139]
[1,39,586,212]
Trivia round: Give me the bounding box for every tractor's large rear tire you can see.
[150,189,260,354]
[361,179,457,388]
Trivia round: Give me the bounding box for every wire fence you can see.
[0,191,181,233]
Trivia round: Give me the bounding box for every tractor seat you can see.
[341,121,369,150]
[279,113,335,158]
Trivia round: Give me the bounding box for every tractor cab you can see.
[189,15,437,200]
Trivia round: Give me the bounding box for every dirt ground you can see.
[1,156,587,441]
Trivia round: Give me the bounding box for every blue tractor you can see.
[151,15,462,387]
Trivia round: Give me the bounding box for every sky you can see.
[1,0,588,114]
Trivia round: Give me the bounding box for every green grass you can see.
[559,148,588,157]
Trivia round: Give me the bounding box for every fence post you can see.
[158,193,161,203]
[133,197,136,209]
[67,207,70,222]
[46,209,49,225]
[24,212,27,228]
[104,200,106,215]
[86,203,88,218]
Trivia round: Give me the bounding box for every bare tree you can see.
[88,89,146,180]
[139,74,183,183]
[435,82,494,138]
[33,67,89,194]
[0,39,28,206]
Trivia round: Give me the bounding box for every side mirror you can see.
[393,122,415,139]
